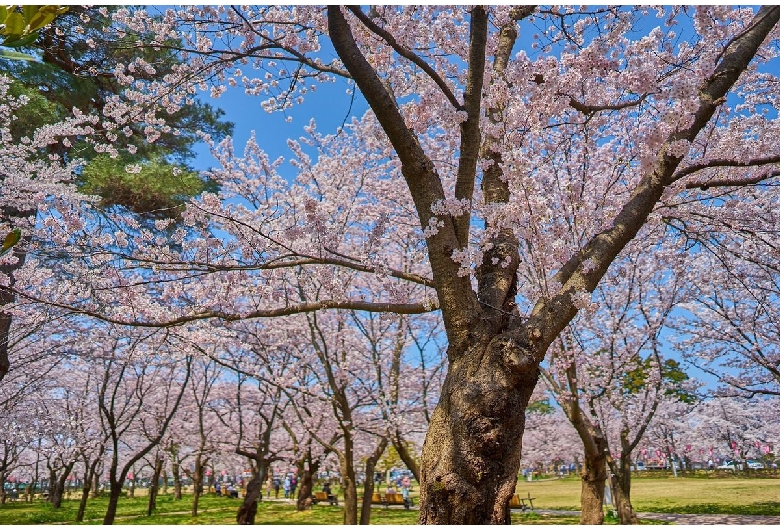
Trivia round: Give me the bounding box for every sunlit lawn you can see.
[519,474,780,515]
[1,475,779,524]
[0,492,242,525]
[0,496,614,525]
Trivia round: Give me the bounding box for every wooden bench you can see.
[372,492,412,509]
[312,491,338,505]
[509,492,535,512]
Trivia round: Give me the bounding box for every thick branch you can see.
[452,6,488,247]
[328,5,478,354]
[475,8,533,322]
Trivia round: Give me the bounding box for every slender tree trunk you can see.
[31,458,40,502]
[147,457,164,517]
[337,437,359,525]
[236,471,264,525]
[103,480,122,525]
[546,356,609,525]
[172,461,182,500]
[78,455,102,521]
[24,482,32,503]
[296,452,319,512]
[161,469,169,494]
[360,438,388,525]
[76,476,91,522]
[391,434,420,482]
[47,467,57,504]
[191,456,204,517]
[51,463,74,508]
[610,450,638,524]
[579,437,608,525]
[128,471,136,498]
[89,468,100,499]
[0,470,6,504]
[417,334,538,524]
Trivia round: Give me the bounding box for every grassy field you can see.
[1,475,778,524]
[517,475,780,515]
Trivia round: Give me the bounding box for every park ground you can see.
[1,474,780,525]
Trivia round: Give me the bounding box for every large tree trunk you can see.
[417,333,538,524]
[328,4,780,525]
[360,437,388,525]
[50,463,74,508]
[0,470,6,504]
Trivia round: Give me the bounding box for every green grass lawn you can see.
[0,495,626,525]
[518,475,780,515]
[1,475,778,524]
[0,492,243,525]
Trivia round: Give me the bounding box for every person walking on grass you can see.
[273,476,281,498]
[283,475,291,499]
[401,475,411,509]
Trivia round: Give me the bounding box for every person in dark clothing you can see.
[322,482,337,505]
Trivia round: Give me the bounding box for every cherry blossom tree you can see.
[540,244,697,523]
[0,72,84,382]
[520,393,582,476]
[90,329,192,524]
[682,396,780,468]
[197,322,296,525]
[10,6,780,523]
[673,251,780,398]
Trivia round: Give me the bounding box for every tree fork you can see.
[327,4,780,525]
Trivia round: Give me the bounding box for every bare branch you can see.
[568,92,650,115]
[677,155,780,188]
[11,288,438,328]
